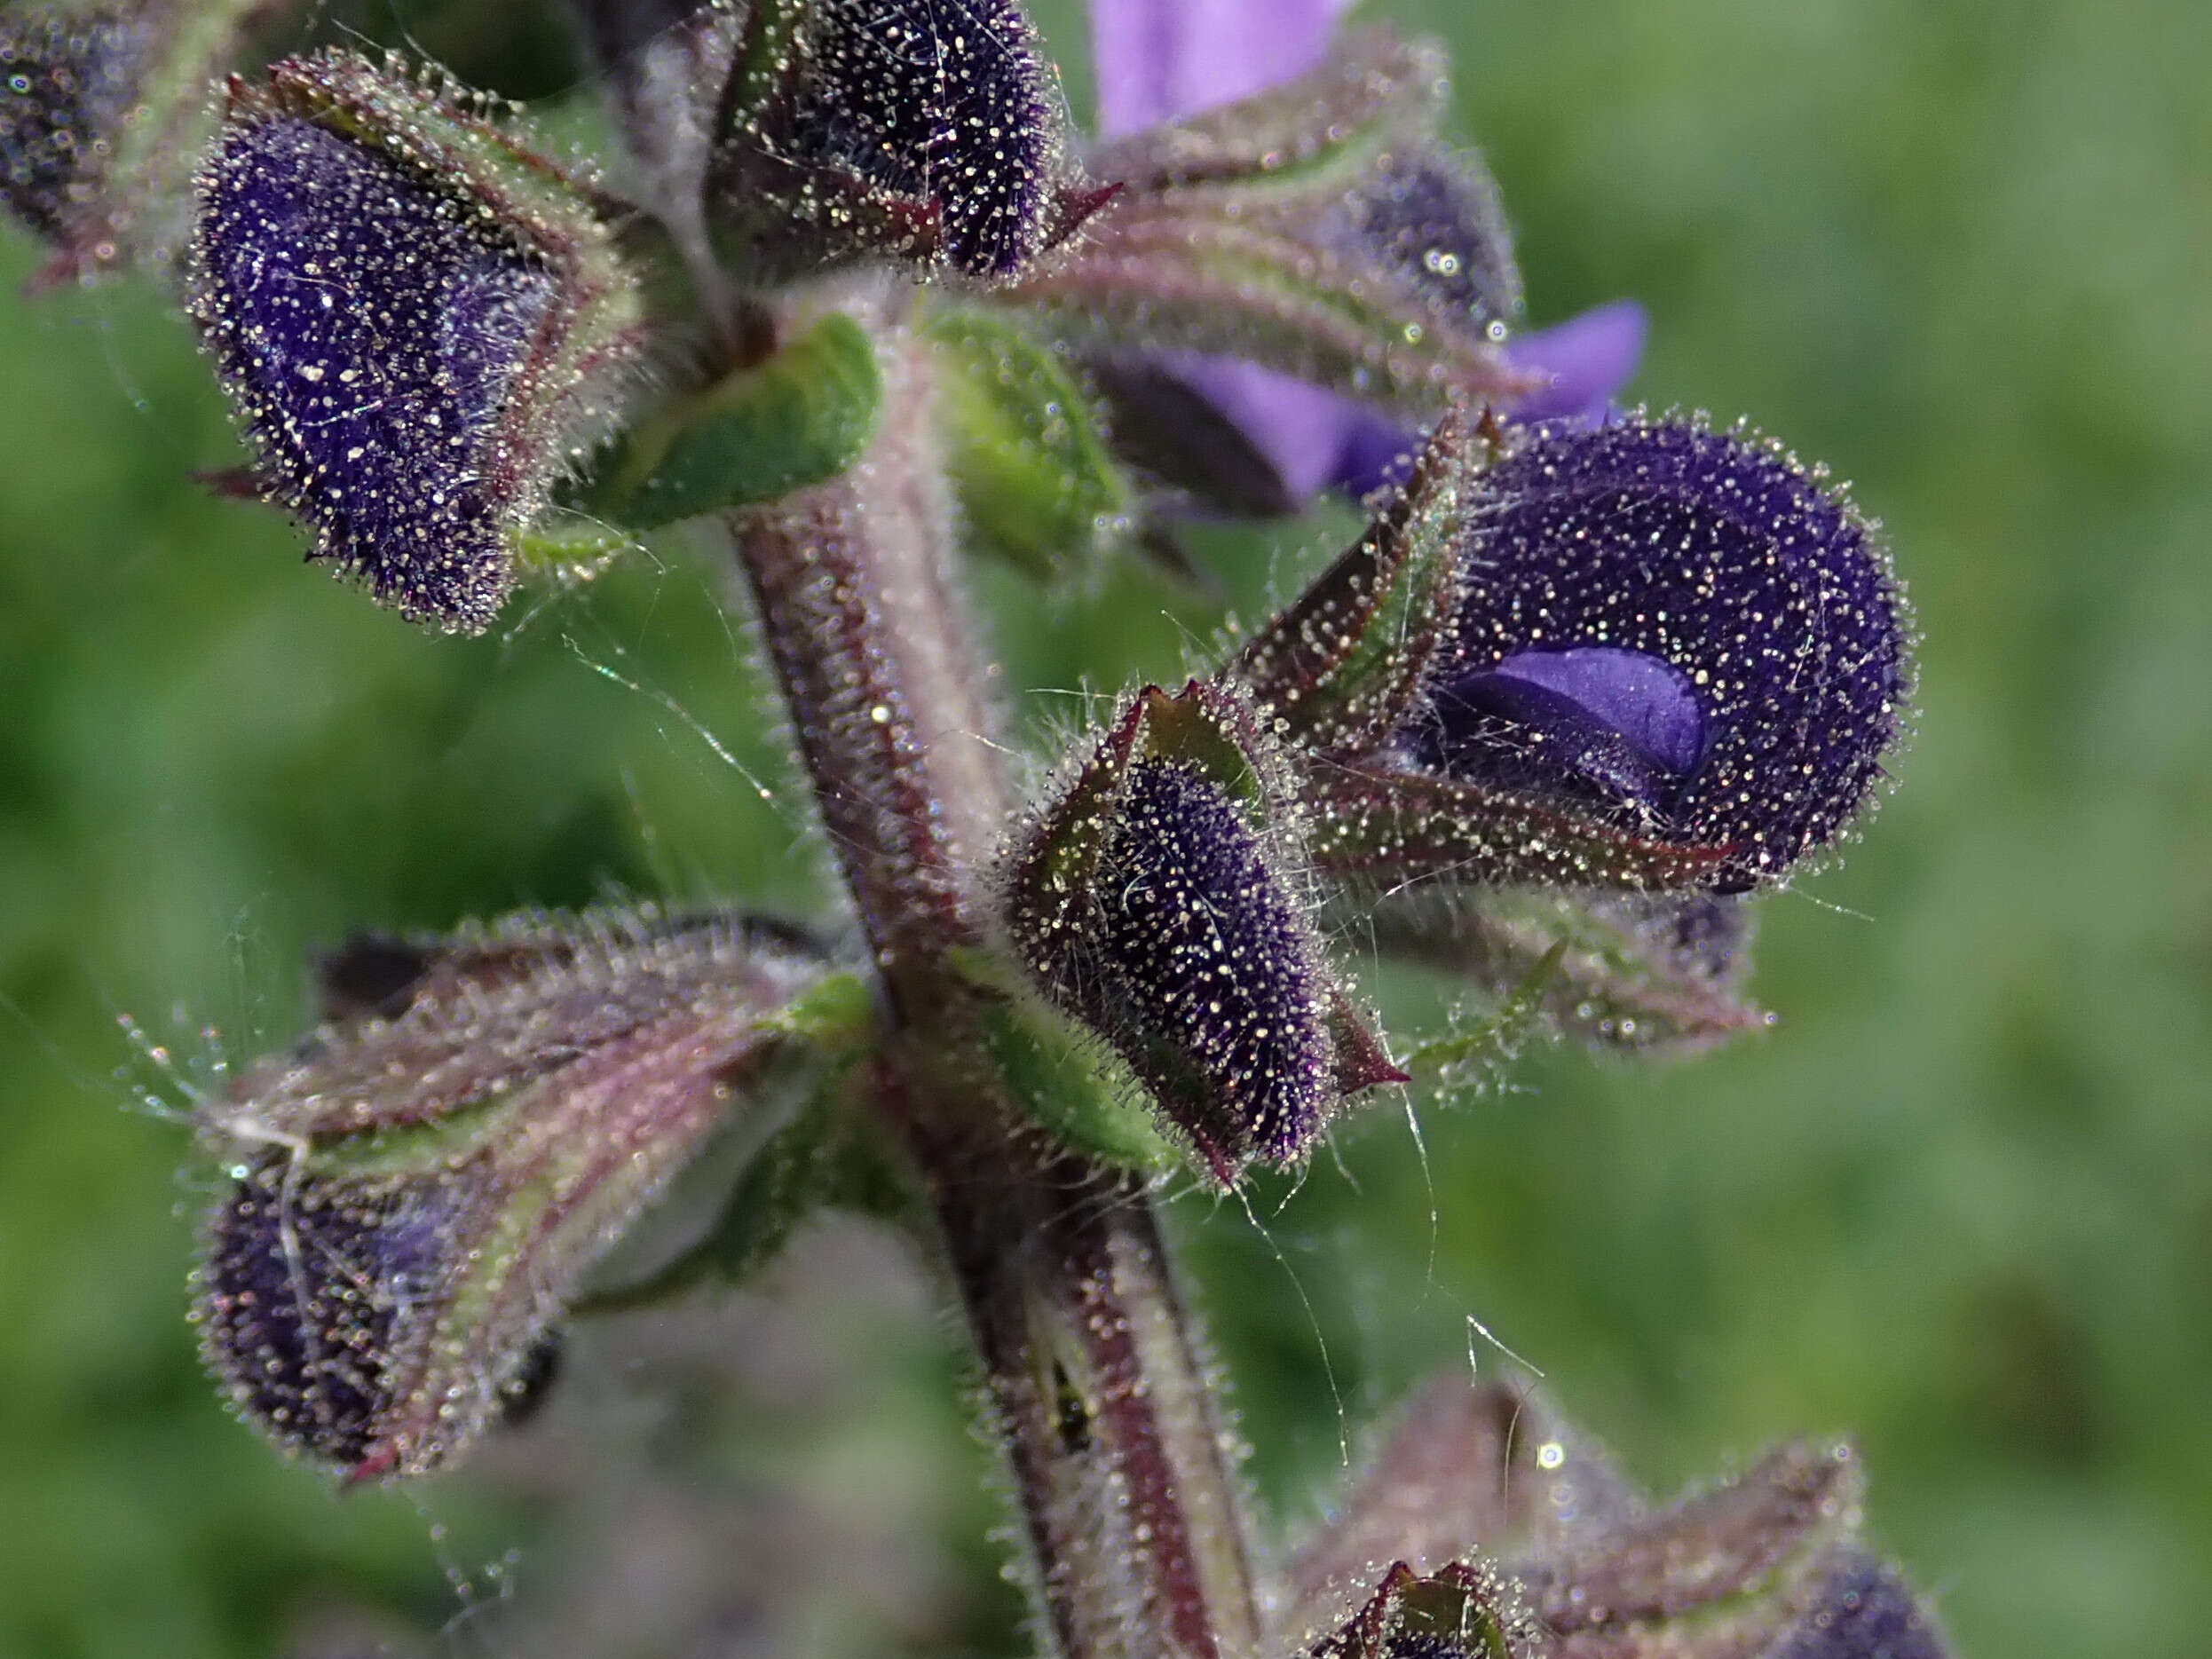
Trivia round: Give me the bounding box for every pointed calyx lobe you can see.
[1007,26,1537,419]
[189,51,643,632]
[1290,1375,1953,1659]
[195,908,828,1480]
[707,0,1103,282]
[999,680,1398,1180]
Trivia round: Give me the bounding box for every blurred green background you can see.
[3,0,2208,1654]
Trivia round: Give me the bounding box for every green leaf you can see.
[1399,939,1565,1099]
[1371,890,1771,1055]
[951,948,1181,1174]
[925,304,1133,581]
[589,309,882,527]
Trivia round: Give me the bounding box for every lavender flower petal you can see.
[1491,645,1708,775]
[1088,0,1355,138]
[1168,357,1357,503]
[1171,301,1647,506]
[1502,298,1647,424]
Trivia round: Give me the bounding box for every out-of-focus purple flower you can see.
[1085,0,1645,503]
[1090,0,1356,138]
[1502,297,1647,423]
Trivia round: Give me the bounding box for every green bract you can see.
[589,308,883,526]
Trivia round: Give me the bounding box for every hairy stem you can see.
[727,313,1261,1658]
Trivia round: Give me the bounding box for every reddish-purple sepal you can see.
[1230,407,1486,753]
[1283,1376,1954,1659]
[999,679,1400,1181]
[194,907,833,1480]
[1302,761,1731,894]
[1366,889,1771,1056]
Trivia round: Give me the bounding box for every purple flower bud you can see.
[190,54,642,632]
[1290,1377,1953,1659]
[1343,149,1520,340]
[2,0,272,282]
[1769,1556,1949,1659]
[1418,417,1909,888]
[199,1157,470,1473]
[714,0,1095,282]
[1097,755,1336,1165]
[1000,681,1401,1178]
[193,907,830,1478]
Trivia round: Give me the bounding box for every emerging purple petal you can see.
[1416,417,1910,887]
[1166,301,1647,507]
[1502,298,1647,424]
[1167,357,1358,504]
[1484,647,1708,775]
[1088,0,1355,138]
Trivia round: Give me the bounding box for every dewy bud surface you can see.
[190,52,642,632]
[1,0,272,277]
[193,909,827,1479]
[1001,681,1400,1178]
[1410,417,1909,889]
[1096,754,1334,1165]
[712,0,1091,281]
[0,7,145,241]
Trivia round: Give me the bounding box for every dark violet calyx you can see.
[1340,147,1520,339]
[1769,1555,1949,1659]
[1097,757,1333,1168]
[716,0,1085,281]
[1420,418,1908,888]
[190,54,641,633]
[791,0,1054,278]
[1000,680,1400,1179]
[199,1157,461,1472]
[199,116,553,628]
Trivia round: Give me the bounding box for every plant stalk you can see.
[726,319,1261,1658]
